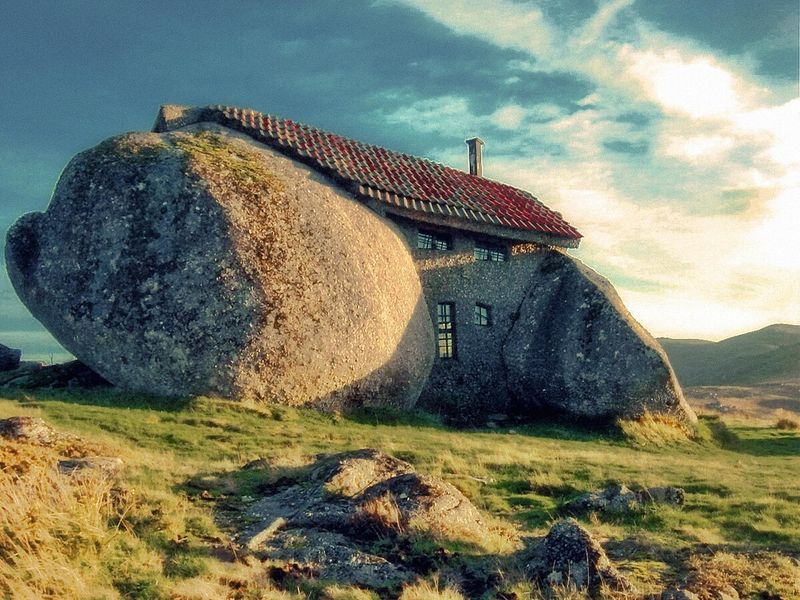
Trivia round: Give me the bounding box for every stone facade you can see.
[383,215,543,421]
[368,210,693,424]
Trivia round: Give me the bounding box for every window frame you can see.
[436,302,456,359]
[418,229,453,251]
[474,303,491,327]
[473,240,507,262]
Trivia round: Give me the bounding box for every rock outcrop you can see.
[0,344,21,371]
[0,360,110,389]
[240,449,489,546]
[5,126,434,409]
[231,449,489,591]
[504,251,694,422]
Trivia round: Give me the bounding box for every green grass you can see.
[1,388,798,599]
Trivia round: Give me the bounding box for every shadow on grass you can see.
[700,415,740,448]
[343,406,446,428]
[3,387,194,412]
[731,427,800,457]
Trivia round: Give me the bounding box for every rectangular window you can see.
[437,302,456,358]
[474,303,491,326]
[418,229,452,251]
[474,241,506,262]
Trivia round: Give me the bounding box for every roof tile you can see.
[202,105,581,241]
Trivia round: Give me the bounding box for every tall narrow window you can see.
[474,241,506,262]
[474,303,491,326]
[418,229,452,250]
[437,302,456,358]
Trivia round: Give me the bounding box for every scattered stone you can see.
[58,456,124,476]
[715,586,739,600]
[0,343,21,371]
[565,484,639,515]
[639,486,685,506]
[527,518,630,591]
[660,588,700,600]
[504,251,696,423]
[565,483,685,515]
[317,448,416,497]
[0,416,60,445]
[5,126,434,408]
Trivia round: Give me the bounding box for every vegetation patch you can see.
[1,390,798,598]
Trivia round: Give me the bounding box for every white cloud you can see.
[662,134,736,162]
[490,104,526,129]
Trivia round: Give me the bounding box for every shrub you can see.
[775,417,799,430]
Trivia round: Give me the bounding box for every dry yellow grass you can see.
[398,576,466,599]
[0,440,122,599]
[355,490,406,535]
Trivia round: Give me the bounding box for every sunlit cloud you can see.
[627,51,741,118]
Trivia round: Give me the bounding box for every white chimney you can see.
[465,137,484,177]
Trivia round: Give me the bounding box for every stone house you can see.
[154,105,589,419]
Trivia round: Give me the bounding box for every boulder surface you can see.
[504,251,695,422]
[5,126,434,408]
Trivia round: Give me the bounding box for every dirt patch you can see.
[685,383,800,421]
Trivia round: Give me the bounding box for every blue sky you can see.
[1,0,798,361]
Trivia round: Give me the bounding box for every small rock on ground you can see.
[565,483,685,515]
[527,518,630,591]
[660,589,700,600]
[0,416,61,445]
[58,456,124,475]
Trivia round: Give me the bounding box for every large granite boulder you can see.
[504,251,695,422]
[5,126,434,408]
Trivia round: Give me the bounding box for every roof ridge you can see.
[154,104,581,245]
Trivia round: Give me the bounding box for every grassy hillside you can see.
[1,389,798,599]
[659,323,800,386]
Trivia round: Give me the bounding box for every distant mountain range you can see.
[658,324,800,386]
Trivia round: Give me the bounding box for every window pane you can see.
[417,232,433,249]
[437,303,456,358]
[489,249,505,262]
[475,242,506,262]
[475,304,491,326]
[419,229,450,251]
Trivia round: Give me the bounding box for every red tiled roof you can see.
[198,105,582,243]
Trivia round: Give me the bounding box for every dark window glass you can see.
[474,304,491,326]
[417,231,433,249]
[437,302,456,358]
[418,229,452,251]
[474,242,506,262]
